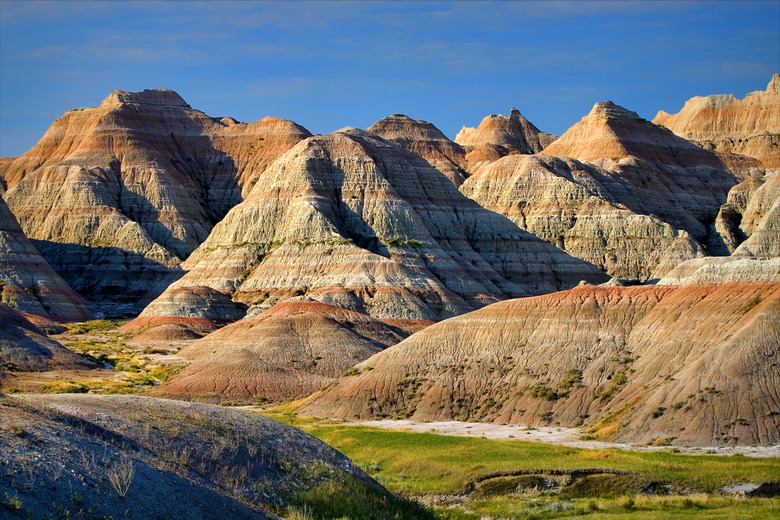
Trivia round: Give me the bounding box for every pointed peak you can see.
[589,101,640,120]
[767,74,780,93]
[100,88,190,108]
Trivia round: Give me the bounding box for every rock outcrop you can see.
[0,304,95,371]
[658,257,780,286]
[455,108,557,171]
[460,154,705,281]
[160,300,408,400]
[0,89,310,304]
[654,75,780,176]
[300,281,780,446]
[136,128,608,330]
[0,195,93,321]
[368,114,468,186]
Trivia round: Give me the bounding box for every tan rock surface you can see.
[140,128,607,326]
[455,108,557,171]
[658,257,780,285]
[0,89,309,302]
[0,195,93,320]
[654,75,780,175]
[300,282,780,446]
[460,154,706,281]
[543,101,725,169]
[160,300,408,400]
[368,114,468,186]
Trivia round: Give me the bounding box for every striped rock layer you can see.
[133,127,608,328]
[0,89,310,301]
[300,280,780,446]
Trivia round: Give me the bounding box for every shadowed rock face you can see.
[0,304,96,371]
[654,75,780,177]
[160,300,409,400]
[368,114,468,186]
[300,280,780,446]
[455,108,558,172]
[0,195,93,321]
[137,127,608,328]
[460,154,706,281]
[0,89,310,303]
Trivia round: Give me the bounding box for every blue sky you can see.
[0,0,778,158]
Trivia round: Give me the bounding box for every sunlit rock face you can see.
[368,114,468,186]
[455,108,558,172]
[134,127,608,330]
[461,101,737,281]
[0,89,310,303]
[654,75,780,178]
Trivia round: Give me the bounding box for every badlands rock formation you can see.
[133,128,608,330]
[368,114,468,185]
[0,195,93,321]
[301,280,780,446]
[455,108,557,171]
[654,75,780,176]
[160,300,408,400]
[461,102,737,280]
[0,89,310,301]
[658,257,780,286]
[460,154,704,281]
[0,304,95,372]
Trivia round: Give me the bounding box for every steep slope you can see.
[0,394,432,519]
[0,195,93,320]
[368,114,468,186]
[0,304,95,371]
[0,89,310,303]
[300,281,780,446]
[455,108,557,171]
[160,300,408,400]
[460,154,704,281]
[132,128,607,330]
[654,74,780,176]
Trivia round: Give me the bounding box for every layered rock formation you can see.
[460,154,705,280]
[0,195,93,321]
[368,114,468,185]
[0,304,95,371]
[455,108,557,171]
[461,102,737,280]
[654,75,780,176]
[658,257,780,285]
[300,281,780,446]
[133,128,608,331]
[160,300,408,400]
[0,89,310,302]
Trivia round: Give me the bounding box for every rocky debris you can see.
[0,89,310,303]
[300,281,780,446]
[654,74,780,177]
[0,394,428,519]
[138,127,608,326]
[658,257,780,285]
[0,304,96,371]
[455,108,557,172]
[368,114,468,186]
[460,154,706,281]
[160,300,408,401]
[0,195,93,321]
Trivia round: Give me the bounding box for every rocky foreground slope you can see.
[0,394,431,519]
[461,101,738,281]
[159,299,408,400]
[0,195,93,321]
[129,127,607,332]
[654,74,780,177]
[300,274,780,446]
[0,89,310,303]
